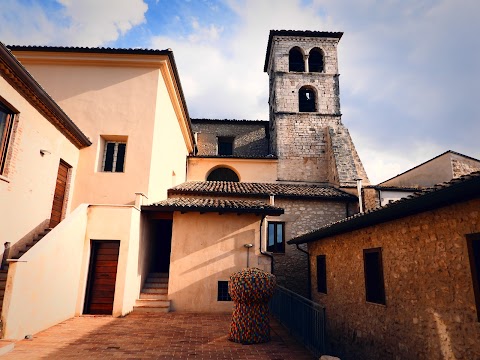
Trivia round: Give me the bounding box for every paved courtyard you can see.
[2,313,314,359]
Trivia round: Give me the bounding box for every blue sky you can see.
[1,0,479,183]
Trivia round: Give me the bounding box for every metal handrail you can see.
[270,285,326,357]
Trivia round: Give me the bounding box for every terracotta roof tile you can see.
[142,197,283,215]
[169,181,356,200]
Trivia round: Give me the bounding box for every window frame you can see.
[217,136,234,156]
[217,281,232,301]
[363,247,386,305]
[467,233,480,321]
[102,141,127,173]
[267,221,285,253]
[0,102,15,175]
[316,255,327,294]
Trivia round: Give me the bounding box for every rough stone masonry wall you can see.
[451,156,480,178]
[274,114,341,182]
[273,198,348,297]
[192,121,269,157]
[309,198,480,360]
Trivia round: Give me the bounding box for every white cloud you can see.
[0,0,148,46]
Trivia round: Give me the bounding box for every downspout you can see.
[296,244,311,300]
[259,214,274,274]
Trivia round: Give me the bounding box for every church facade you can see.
[0,30,368,339]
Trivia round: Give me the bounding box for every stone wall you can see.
[273,198,348,297]
[363,187,380,211]
[451,155,480,178]
[192,120,269,157]
[308,198,480,360]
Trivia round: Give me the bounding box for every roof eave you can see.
[141,204,283,216]
[1,43,91,148]
[289,175,480,245]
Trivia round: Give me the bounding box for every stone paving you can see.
[3,313,314,359]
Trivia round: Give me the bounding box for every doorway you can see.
[149,220,173,273]
[84,240,120,315]
[49,159,70,228]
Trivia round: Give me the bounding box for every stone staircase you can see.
[133,273,171,313]
[13,228,52,259]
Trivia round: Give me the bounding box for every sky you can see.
[1,0,479,184]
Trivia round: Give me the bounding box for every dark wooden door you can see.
[49,160,69,228]
[84,241,120,315]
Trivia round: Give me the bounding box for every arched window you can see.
[206,167,239,182]
[299,86,316,112]
[308,48,324,73]
[289,47,304,72]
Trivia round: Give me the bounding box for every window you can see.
[289,47,305,72]
[217,281,232,301]
[102,141,126,172]
[267,222,285,253]
[316,255,327,294]
[467,233,480,321]
[0,102,15,175]
[299,86,316,112]
[308,48,324,73]
[206,167,239,182]
[363,248,386,304]
[217,137,234,156]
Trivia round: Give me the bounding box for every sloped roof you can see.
[141,197,284,215]
[168,181,356,200]
[0,42,91,148]
[264,30,343,72]
[288,171,480,244]
[378,150,480,185]
[191,118,268,124]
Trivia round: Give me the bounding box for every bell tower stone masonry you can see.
[264,30,369,186]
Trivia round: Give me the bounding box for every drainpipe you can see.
[355,177,364,213]
[296,244,311,300]
[259,215,274,274]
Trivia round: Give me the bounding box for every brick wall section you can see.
[168,192,351,297]
[308,198,480,360]
[192,120,269,157]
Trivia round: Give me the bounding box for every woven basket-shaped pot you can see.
[228,268,276,344]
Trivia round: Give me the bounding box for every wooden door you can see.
[49,160,69,228]
[84,241,120,315]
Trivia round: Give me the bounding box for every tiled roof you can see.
[264,30,343,72]
[191,118,268,124]
[142,197,283,215]
[169,181,356,200]
[288,171,480,244]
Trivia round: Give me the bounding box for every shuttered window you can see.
[0,102,15,175]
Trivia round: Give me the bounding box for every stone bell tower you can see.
[264,30,369,186]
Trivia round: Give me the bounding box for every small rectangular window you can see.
[102,141,126,172]
[217,137,234,156]
[467,233,480,321]
[0,102,15,175]
[267,222,285,253]
[363,248,386,305]
[316,255,327,294]
[217,281,232,301]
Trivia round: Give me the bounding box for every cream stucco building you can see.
[0,30,370,339]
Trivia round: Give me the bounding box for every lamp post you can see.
[244,243,253,267]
